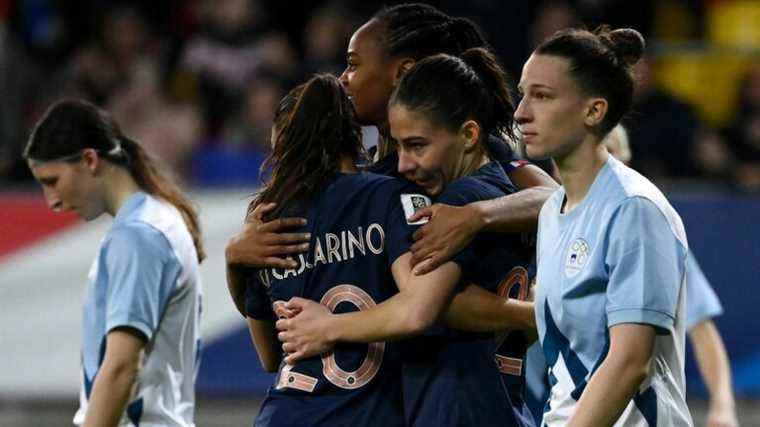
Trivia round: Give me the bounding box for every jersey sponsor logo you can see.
[564,238,589,278]
[400,193,431,225]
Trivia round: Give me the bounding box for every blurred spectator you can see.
[222,76,283,151]
[625,55,701,181]
[62,5,157,105]
[530,1,580,48]
[180,0,296,138]
[727,64,760,192]
[301,5,352,76]
[61,5,203,181]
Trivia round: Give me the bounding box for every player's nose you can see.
[397,151,415,175]
[43,188,63,212]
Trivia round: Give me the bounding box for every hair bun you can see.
[605,28,645,66]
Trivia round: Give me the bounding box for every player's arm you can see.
[276,252,461,363]
[226,264,249,317]
[445,284,535,332]
[247,318,282,372]
[225,202,310,270]
[567,323,655,427]
[83,328,145,427]
[408,167,556,275]
[689,320,738,427]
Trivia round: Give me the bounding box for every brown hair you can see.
[390,47,516,143]
[249,74,364,220]
[536,26,645,134]
[24,99,206,263]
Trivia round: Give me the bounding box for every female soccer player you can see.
[515,27,692,425]
[25,99,204,427]
[234,74,466,427]
[225,2,556,273]
[277,49,536,427]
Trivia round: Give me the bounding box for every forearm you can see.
[474,186,554,233]
[248,318,283,372]
[83,363,138,427]
[330,261,461,343]
[445,285,535,332]
[567,355,649,427]
[329,291,443,344]
[226,264,249,317]
[690,320,735,410]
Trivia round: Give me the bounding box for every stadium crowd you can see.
[0,0,758,191]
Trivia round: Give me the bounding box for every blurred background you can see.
[0,0,758,425]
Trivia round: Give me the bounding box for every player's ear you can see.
[392,58,416,85]
[459,120,481,151]
[81,148,101,175]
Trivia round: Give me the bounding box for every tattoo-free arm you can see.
[247,318,283,372]
[689,320,738,427]
[407,165,557,274]
[276,253,461,363]
[567,323,655,427]
[83,328,144,427]
[445,284,535,332]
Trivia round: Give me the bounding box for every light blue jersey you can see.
[535,156,692,426]
[74,192,202,427]
[685,252,723,330]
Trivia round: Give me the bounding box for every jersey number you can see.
[494,266,530,376]
[275,284,384,391]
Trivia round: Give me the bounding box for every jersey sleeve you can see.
[102,223,181,341]
[685,251,723,330]
[438,179,486,266]
[604,197,687,333]
[384,181,428,266]
[245,270,276,321]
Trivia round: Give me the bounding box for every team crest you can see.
[564,238,589,277]
[400,194,431,225]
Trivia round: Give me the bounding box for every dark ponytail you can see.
[25,99,206,263]
[250,74,364,220]
[536,26,645,134]
[390,47,516,143]
[372,3,490,60]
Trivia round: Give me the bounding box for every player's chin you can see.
[524,144,551,161]
[420,182,443,197]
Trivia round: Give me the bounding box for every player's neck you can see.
[557,138,608,213]
[454,147,490,182]
[339,155,359,174]
[103,166,141,217]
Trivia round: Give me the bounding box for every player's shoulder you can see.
[105,220,171,260]
[438,162,511,206]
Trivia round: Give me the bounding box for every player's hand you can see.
[225,202,309,269]
[276,297,335,364]
[706,403,739,427]
[408,203,483,275]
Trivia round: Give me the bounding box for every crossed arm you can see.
[275,253,462,364]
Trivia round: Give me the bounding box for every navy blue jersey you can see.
[367,135,524,177]
[401,162,536,427]
[247,172,429,427]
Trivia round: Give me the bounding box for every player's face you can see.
[339,20,398,126]
[390,104,468,196]
[515,54,589,160]
[28,155,105,221]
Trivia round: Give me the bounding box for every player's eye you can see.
[411,143,426,154]
[40,178,58,187]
